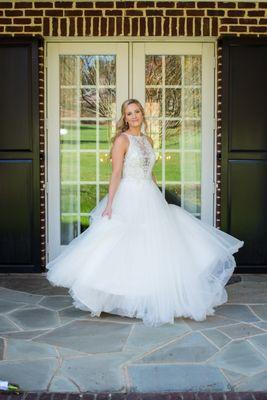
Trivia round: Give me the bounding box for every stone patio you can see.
[0,273,267,393]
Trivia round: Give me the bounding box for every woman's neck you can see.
[127,127,142,136]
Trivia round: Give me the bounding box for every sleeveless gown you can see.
[46,132,244,327]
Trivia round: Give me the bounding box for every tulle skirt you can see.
[46,177,244,327]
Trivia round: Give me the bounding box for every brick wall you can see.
[0,1,266,269]
[1,2,267,36]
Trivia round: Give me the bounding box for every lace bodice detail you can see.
[121,133,156,180]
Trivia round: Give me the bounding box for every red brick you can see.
[195,17,201,36]
[212,17,218,36]
[0,2,12,8]
[0,18,11,24]
[69,17,75,35]
[13,17,31,24]
[95,2,114,7]
[259,18,267,24]
[166,10,184,16]
[43,17,50,35]
[45,10,63,16]
[217,2,236,8]
[186,10,205,16]
[171,17,178,35]
[52,17,58,35]
[105,10,122,16]
[55,2,73,8]
[85,10,102,16]
[92,17,99,35]
[197,1,215,7]
[5,10,23,16]
[176,2,195,8]
[203,17,210,35]
[221,18,238,24]
[157,1,175,7]
[132,17,138,36]
[60,18,67,35]
[125,10,143,16]
[108,17,114,35]
[100,17,107,36]
[116,1,135,8]
[25,25,42,32]
[77,17,83,35]
[163,16,170,35]
[249,26,267,32]
[14,2,32,8]
[155,16,161,35]
[207,10,225,16]
[35,2,54,8]
[76,2,93,8]
[239,18,257,24]
[237,2,256,8]
[140,17,146,35]
[146,10,163,16]
[229,25,247,32]
[136,1,155,8]
[25,10,43,16]
[228,10,245,16]
[147,16,154,35]
[248,11,265,16]
[6,26,23,32]
[85,17,91,35]
[65,10,83,16]
[187,17,193,35]
[124,16,130,35]
[116,17,122,35]
[178,17,185,35]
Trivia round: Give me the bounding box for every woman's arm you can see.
[101,134,128,218]
[147,136,157,185]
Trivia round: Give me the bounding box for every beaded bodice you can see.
[121,132,156,181]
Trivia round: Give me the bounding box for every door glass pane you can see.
[59,55,116,244]
[145,55,202,218]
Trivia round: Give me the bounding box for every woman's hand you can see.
[102,205,112,219]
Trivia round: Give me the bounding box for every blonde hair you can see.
[108,98,148,159]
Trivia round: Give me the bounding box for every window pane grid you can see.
[60,54,115,244]
[145,54,201,216]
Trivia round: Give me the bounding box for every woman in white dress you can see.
[46,98,244,327]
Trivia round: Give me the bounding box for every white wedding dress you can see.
[46,132,244,327]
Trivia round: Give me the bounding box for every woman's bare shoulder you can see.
[114,132,128,142]
[113,133,129,150]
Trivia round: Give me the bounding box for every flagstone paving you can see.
[0,273,266,393]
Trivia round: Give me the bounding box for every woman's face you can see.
[124,103,143,130]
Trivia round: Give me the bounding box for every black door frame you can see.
[220,36,267,273]
[0,37,41,272]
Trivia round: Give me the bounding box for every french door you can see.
[47,42,215,261]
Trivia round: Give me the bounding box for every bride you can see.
[46,98,244,327]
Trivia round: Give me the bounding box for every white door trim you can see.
[46,42,128,260]
[132,42,216,224]
[46,41,216,261]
